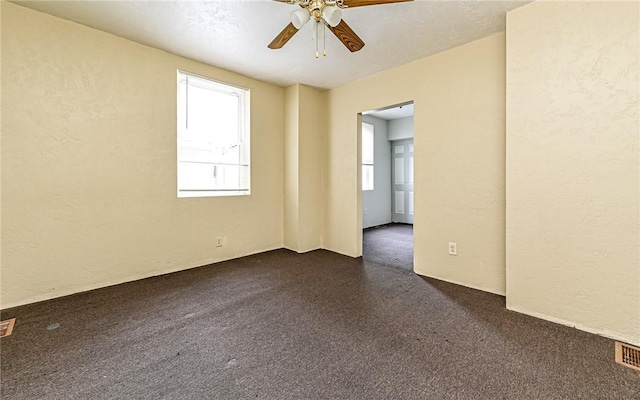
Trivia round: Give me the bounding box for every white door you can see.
[391,139,414,224]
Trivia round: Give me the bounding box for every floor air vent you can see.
[0,318,16,338]
[616,341,640,372]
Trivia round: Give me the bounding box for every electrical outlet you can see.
[364,208,368,215]
[448,242,457,256]
[216,237,223,247]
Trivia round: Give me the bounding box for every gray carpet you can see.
[363,223,414,271]
[1,234,639,399]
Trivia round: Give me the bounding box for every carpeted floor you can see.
[1,234,639,399]
[363,223,414,272]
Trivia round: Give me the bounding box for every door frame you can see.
[357,100,415,257]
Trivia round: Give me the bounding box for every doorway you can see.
[361,102,414,270]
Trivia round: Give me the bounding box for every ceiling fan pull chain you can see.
[315,21,319,58]
[185,75,189,130]
[323,21,327,57]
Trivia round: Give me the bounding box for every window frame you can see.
[176,70,251,198]
[362,122,375,191]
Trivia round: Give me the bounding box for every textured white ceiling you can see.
[13,0,531,89]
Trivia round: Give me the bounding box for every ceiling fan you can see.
[268,0,413,57]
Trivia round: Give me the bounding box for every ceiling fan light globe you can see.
[291,9,311,30]
[322,6,342,27]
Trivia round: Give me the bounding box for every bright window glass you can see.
[177,71,250,197]
[362,122,374,191]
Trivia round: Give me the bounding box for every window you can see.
[177,71,250,197]
[362,122,374,191]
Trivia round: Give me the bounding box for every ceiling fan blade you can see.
[342,0,413,7]
[328,20,365,52]
[268,22,300,49]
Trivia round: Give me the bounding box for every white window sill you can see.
[178,190,250,198]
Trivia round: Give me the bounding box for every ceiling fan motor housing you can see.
[291,0,343,28]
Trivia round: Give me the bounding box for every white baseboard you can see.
[507,305,640,347]
[0,245,283,310]
[414,270,506,296]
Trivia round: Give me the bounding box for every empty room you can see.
[1,0,639,399]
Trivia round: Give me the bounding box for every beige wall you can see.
[506,1,640,345]
[325,33,507,295]
[283,84,325,252]
[0,2,285,308]
[284,86,300,250]
[297,85,325,252]
[0,2,3,291]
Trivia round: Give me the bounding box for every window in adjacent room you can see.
[177,70,250,197]
[362,122,374,191]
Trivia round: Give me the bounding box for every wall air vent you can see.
[0,318,16,338]
[615,341,640,372]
